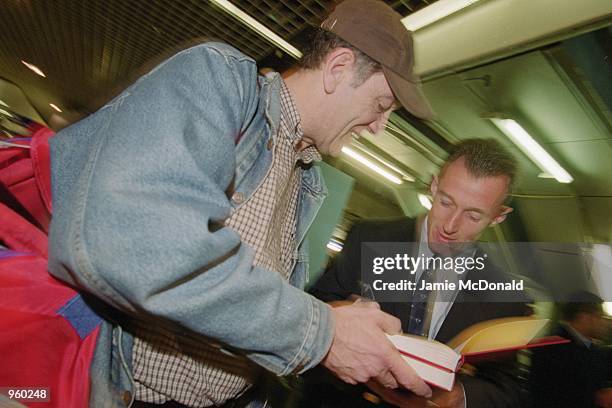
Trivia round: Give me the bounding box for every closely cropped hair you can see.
[299,27,382,87]
[441,139,518,193]
[561,290,604,321]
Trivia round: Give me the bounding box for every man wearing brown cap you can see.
[48,0,433,407]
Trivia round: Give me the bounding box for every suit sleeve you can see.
[309,222,364,302]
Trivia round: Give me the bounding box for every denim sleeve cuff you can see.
[280,296,334,375]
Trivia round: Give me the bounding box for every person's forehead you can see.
[438,160,509,207]
[365,71,393,93]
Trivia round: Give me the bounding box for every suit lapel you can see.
[380,217,418,332]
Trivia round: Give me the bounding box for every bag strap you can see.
[30,127,54,213]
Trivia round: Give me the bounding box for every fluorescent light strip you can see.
[49,103,62,113]
[0,140,31,149]
[21,60,46,77]
[418,193,432,210]
[210,0,302,59]
[402,0,481,31]
[342,146,402,185]
[352,141,415,182]
[385,122,445,165]
[326,240,343,253]
[490,118,573,184]
[605,302,612,317]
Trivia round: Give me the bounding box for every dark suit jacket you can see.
[529,324,609,408]
[309,217,530,408]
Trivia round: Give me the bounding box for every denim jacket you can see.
[48,42,333,407]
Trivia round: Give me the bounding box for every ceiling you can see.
[0,0,435,116]
[1,0,611,243]
[417,33,612,243]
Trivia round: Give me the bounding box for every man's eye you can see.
[376,102,392,113]
[440,200,451,208]
[468,213,481,222]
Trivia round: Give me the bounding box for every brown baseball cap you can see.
[321,0,434,119]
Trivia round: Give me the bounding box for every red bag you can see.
[0,128,102,408]
[0,127,53,234]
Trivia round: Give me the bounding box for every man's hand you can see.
[596,388,612,408]
[321,301,432,398]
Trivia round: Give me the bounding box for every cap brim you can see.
[383,66,434,120]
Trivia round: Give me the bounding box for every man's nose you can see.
[368,110,392,135]
[443,211,460,234]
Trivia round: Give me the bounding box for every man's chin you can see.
[429,241,451,257]
[327,142,348,157]
[429,241,471,257]
[328,132,359,157]
[327,147,343,157]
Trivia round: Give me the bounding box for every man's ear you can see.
[322,48,356,94]
[490,205,513,226]
[430,175,439,196]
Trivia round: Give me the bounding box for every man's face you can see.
[313,69,397,156]
[585,311,607,340]
[427,157,512,255]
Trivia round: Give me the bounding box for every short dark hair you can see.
[561,290,604,321]
[299,27,382,87]
[440,139,518,193]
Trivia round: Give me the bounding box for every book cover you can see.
[387,317,570,390]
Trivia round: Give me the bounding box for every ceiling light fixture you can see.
[352,141,416,182]
[418,193,432,210]
[49,103,62,113]
[209,0,302,59]
[21,60,46,77]
[0,108,13,118]
[342,146,402,185]
[326,239,343,253]
[402,0,480,31]
[490,118,573,184]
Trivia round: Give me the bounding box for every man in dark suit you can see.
[310,139,529,407]
[529,291,612,408]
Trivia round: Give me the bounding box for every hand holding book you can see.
[321,300,432,397]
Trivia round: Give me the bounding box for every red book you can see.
[387,317,569,391]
